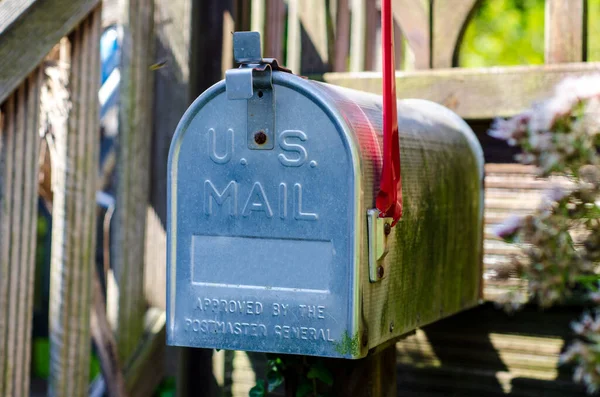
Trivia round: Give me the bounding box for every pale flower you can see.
[492,215,523,240]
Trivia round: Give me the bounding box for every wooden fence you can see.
[0,0,598,396]
[0,0,164,396]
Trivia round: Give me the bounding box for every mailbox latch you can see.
[367,209,393,282]
[225,31,292,150]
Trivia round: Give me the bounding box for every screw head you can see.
[377,265,384,278]
[384,223,391,235]
[254,130,267,145]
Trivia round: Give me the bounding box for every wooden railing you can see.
[0,1,163,396]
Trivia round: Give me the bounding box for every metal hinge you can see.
[225,31,292,150]
[367,209,393,282]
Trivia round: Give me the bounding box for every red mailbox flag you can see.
[376,0,403,225]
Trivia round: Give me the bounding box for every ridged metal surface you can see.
[0,69,42,397]
[48,8,101,397]
[313,80,484,350]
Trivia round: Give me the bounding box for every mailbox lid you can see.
[167,72,366,358]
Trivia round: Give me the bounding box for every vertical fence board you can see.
[299,0,332,73]
[431,0,479,68]
[113,0,155,364]
[0,90,15,397]
[48,7,101,396]
[350,0,366,71]
[264,0,286,62]
[392,0,430,69]
[363,0,378,71]
[545,0,586,63]
[0,67,41,397]
[21,70,43,397]
[7,86,24,397]
[286,0,300,73]
[333,0,350,72]
[251,0,266,46]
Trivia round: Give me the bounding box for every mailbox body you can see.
[167,71,484,359]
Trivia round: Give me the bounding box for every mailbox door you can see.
[167,73,364,358]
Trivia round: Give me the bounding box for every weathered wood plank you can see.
[545,0,586,63]
[395,304,588,396]
[21,69,43,397]
[48,7,101,396]
[0,0,101,104]
[7,85,25,397]
[125,309,166,397]
[333,0,351,72]
[363,0,378,71]
[392,0,430,69]
[234,0,252,33]
[264,0,286,64]
[0,0,37,35]
[286,0,300,73]
[251,0,266,48]
[0,67,42,397]
[90,309,166,397]
[323,62,600,119]
[150,1,219,395]
[111,0,155,364]
[303,0,332,72]
[91,270,127,397]
[102,0,119,26]
[349,0,366,71]
[431,0,480,68]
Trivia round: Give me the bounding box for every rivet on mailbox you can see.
[167,31,484,359]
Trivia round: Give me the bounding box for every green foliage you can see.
[32,337,101,381]
[460,0,600,67]
[249,380,267,397]
[306,361,333,386]
[251,355,335,397]
[588,1,600,62]
[460,0,545,67]
[266,357,285,392]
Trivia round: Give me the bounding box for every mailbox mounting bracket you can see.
[367,209,392,282]
[225,32,292,150]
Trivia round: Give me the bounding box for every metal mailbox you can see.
[167,32,484,359]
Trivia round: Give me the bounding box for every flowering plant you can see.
[490,75,600,393]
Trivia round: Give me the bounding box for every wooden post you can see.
[48,7,101,396]
[545,0,586,63]
[111,0,155,364]
[349,0,366,72]
[150,1,228,396]
[264,0,286,64]
[0,68,42,397]
[431,0,480,68]
[333,0,351,72]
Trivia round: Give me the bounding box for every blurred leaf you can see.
[306,362,333,386]
[295,380,313,397]
[266,369,284,392]
[249,380,267,397]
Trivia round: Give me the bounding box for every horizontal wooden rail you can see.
[0,0,101,104]
[324,62,600,119]
[0,0,37,35]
